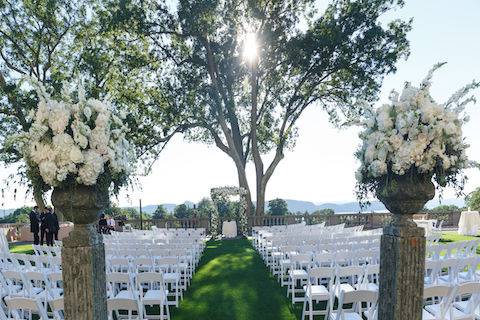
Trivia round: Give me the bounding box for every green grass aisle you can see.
[171,238,302,320]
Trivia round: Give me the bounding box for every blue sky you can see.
[1,0,480,209]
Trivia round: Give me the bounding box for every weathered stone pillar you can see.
[52,185,108,320]
[378,215,426,320]
[376,173,434,320]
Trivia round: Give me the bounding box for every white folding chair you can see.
[107,298,142,320]
[136,272,170,320]
[452,282,480,319]
[106,273,138,300]
[4,296,50,320]
[423,285,455,320]
[329,289,378,320]
[156,257,181,307]
[302,267,335,320]
[289,254,312,304]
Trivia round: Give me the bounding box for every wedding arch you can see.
[210,186,248,236]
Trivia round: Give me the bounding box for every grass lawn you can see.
[171,238,302,320]
[9,243,34,254]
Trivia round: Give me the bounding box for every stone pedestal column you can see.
[378,216,426,320]
[376,172,434,320]
[52,185,108,320]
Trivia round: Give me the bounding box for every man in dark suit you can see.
[29,206,40,245]
[48,207,60,241]
[43,209,58,246]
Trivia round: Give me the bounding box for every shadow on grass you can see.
[171,238,303,320]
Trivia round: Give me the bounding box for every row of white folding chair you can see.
[425,257,480,286]
[0,269,63,300]
[0,296,64,320]
[262,248,378,275]
[0,254,61,273]
[300,265,380,318]
[289,256,379,304]
[32,245,61,258]
[105,245,202,265]
[108,255,192,283]
[107,255,193,281]
[426,240,480,260]
[107,271,172,318]
[423,282,480,320]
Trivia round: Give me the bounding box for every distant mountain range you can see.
[137,198,466,214]
[1,198,466,218]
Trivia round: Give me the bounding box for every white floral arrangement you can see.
[210,186,249,236]
[355,64,478,201]
[13,80,135,193]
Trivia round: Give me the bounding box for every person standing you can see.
[39,209,47,245]
[43,209,57,246]
[29,206,40,245]
[49,206,60,241]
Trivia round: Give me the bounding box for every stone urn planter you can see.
[376,172,435,320]
[51,184,109,320]
[376,172,435,226]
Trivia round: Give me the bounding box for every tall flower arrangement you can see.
[210,186,248,236]
[13,80,135,193]
[355,64,478,203]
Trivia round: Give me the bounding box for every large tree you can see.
[0,0,178,209]
[107,0,411,215]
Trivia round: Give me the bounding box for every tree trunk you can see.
[33,187,46,211]
[234,161,254,217]
[255,183,266,216]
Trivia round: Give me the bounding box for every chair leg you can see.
[302,297,307,319]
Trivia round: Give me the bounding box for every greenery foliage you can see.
[312,208,335,216]
[0,206,31,223]
[466,188,480,211]
[268,198,289,216]
[152,204,169,219]
[174,204,193,219]
[423,205,462,214]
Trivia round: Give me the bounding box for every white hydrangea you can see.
[356,65,473,184]
[18,80,135,190]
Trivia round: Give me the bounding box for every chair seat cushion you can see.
[330,311,362,320]
[425,304,468,320]
[164,273,180,281]
[289,270,308,278]
[142,289,169,304]
[302,285,329,299]
[334,283,355,297]
[115,290,139,299]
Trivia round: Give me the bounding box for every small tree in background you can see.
[268,198,289,216]
[197,198,216,219]
[466,188,480,211]
[152,205,168,219]
[424,205,461,214]
[174,204,193,219]
[314,208,335,216]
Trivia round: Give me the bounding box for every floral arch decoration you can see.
[210,186,248,236]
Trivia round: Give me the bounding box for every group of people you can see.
[29,206,59,246]
[98,214,117,234]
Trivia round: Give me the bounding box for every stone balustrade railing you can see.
[0,211,461,240]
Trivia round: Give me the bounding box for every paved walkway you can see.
[171,238,301,320]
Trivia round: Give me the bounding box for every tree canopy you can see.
[268,198,289,216]
[152,204,169,219]
[100,0,411,215]
[466,188,480,211]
